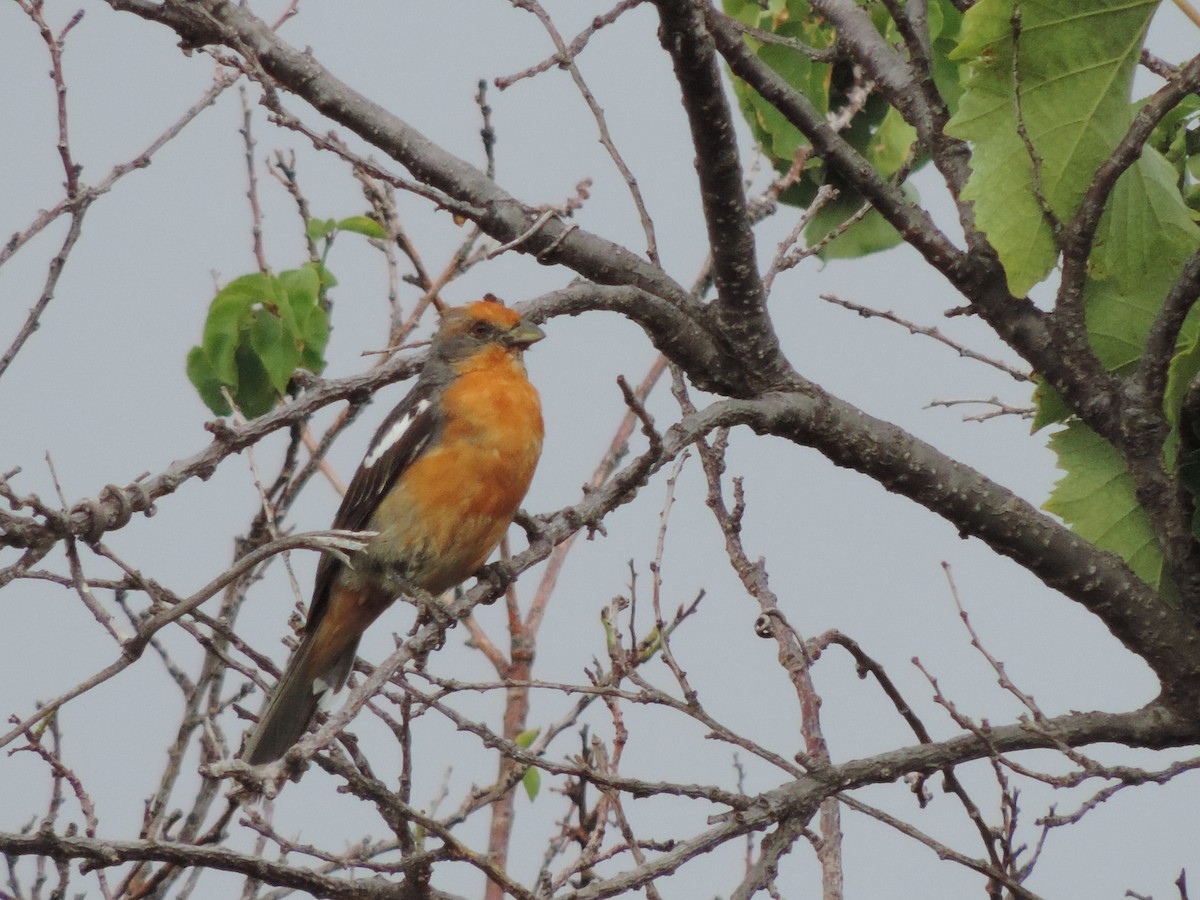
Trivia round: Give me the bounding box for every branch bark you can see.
[652,0,787,385]
[0,830,468,900]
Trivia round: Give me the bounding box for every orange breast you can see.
[367,348,543,594]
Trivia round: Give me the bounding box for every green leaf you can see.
[280,263,321,306]
[248,307,299,395]
[728,11,833,190]
[807,108,919,258]
[928,0,966,115]
[1152,95,1200,167]
[1090,148,1200,297]
[808,191,906,259]
[232,343,279,419]
[1044,423,1167,591]
[202,272,269,384]
[256,272,298,342]
[945,0,1158,296]
[866,104,917,177]
[807,201,908,260]
[186,347,233,416]
[1030,377,1069,433]
[207,271,273,310]
[515,728,540,749]
[299,305,330,373]
[190,265,333,418]
[278,264,321,333]
[1083,273,1160,375]
[336,215,388,239]
[306,217,337,242]
[721,0,785,28]
[282,264,330,375]
[314,262,338,290]
[522,766,541,801]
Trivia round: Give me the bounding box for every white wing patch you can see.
[363,399,431,469]
[313,676,345,706]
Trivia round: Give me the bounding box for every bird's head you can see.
[433,295,545,364]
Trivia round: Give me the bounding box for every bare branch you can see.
[104,0,695,307]
[512,0,659,264]
[820,293,1032,382]
[652,0,785,378]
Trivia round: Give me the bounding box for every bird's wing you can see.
[305,379,444,634]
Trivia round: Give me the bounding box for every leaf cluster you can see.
[186,262,331,418]
[722,0,963,257]
[733,0,1200,597]
[186,214,386,418]
[950,0,1200,592]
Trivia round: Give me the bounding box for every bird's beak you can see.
[504,320,546,349]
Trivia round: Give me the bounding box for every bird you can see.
[242,297,545,765]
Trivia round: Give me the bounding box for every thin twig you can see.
[1,68,239,268]
[512,0,659,264]
[239,86,269,273]
[496,0,648,88]
[820,294,1032,381]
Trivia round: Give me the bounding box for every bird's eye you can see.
[471,321,492,338]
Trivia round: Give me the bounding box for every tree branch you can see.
[0,830,468,900]
[103,0,695,309]
[652,0,787,383]
[805,0,970,198]
[1056,53,1200,330]
[703,6,1128,445]
[681,392,1200,696]
[0,355,419,550]
[571,703,1188,899]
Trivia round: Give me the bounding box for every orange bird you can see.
[243,298,544,764]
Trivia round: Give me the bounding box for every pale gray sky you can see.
[2,2,1197,896]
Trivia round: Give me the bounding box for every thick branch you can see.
[703,7,1126,436]
[0,830,467,900]
[529,282,741,395]
[834,705,1191,784]
[1138,245,1200,411]
[1057,53,1200,330]
[1049,60,1200,608]
[544,284,1200,694]
[1125,242,1200,613]
[652,0,787,384]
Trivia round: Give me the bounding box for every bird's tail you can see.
[242,634,359,765]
